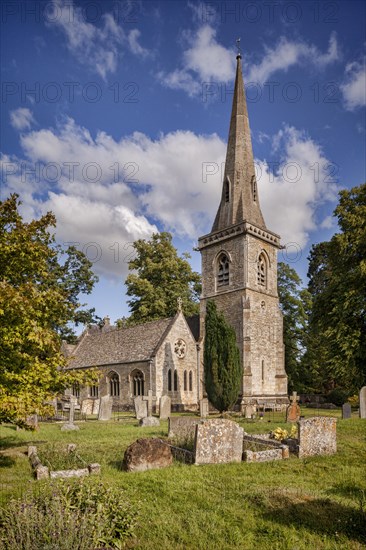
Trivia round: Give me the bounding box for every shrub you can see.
[0,478,138,550]
[327,388,348,406]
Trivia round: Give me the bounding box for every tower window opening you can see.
[257,254,266,287]
[217,253,230,286]
[224,180,230,202]
[252,177,257,202]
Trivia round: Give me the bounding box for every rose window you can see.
[174,339,186,359]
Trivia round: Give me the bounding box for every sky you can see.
[1,0,365,328]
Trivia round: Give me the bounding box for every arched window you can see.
[132,370,144,396]
[109,372,120,397]
[72,383,80,398]
[189,371,193,392]
[174,370,178,391]
[89,385,99,398]
[257,253,267,287]
[184,371,187,391]
[168,369,172,391]
[217,253,229,287]
[224,179,230,202]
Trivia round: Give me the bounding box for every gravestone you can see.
[168,416,201,441]
[359,386,366,419]
[98,396,113,421]
[92,398,100,415]
[123,438,173,472]
[81,398,94,415]
[134,396,148,420]
[297,416,337,458]
[199,398,209,418]
[139,416,160,427]
[143,390,157,416]
[244,404,256,419]
[286,391,301,422]
[159,395,171,420]
[61,397,79,431]
[342,403,352,419]
[194,419,244,465]
[26,414,39,430]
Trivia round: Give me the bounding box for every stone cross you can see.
[69,396,77,424]
[177,296,183,312]
[143,390,157,416]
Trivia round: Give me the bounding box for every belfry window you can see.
[257,253,267,287]
[217,253,230,287]
[109,372,120,397]
[252,176,257,202]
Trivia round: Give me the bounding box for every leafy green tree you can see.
[0,194,98,426]
[306,183,366,394]
[203,300,242,412]
[125,232,201,324]
[277,262,311,392]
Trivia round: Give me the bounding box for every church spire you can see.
[212,51,266,231]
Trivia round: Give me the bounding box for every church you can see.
[65,52,288,412]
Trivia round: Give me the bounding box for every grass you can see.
[1,409,365,549]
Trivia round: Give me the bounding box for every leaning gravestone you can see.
[359,386,366,419]
[199,398,209,418]
[342,403,352,419]
[159,395,171,420]
[98,396,113,421]
[194,419,244,465]
[61,397,79,431]
[134,396,148,420]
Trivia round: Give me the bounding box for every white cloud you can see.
[340,58,366,110]
[247,33,340,84]
[46,0,149,79]
[2,116,338,277]
[159,24,236,95]
[258,126,339,248]
[10,108,36,131]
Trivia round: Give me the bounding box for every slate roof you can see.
[67,317,174,369]
[186,314,200,342]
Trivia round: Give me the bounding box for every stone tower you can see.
[198,53,288,409]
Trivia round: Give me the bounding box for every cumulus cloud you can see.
[340,58,366,110]
[10,108,36,131]
[46,0,149,79]
[247,33,340,84]
[258,126,339,248]
[2,116,338,277]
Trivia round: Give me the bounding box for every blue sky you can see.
[1,0,365,327]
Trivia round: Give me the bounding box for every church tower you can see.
[198,52,288,409]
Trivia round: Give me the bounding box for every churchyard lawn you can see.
[0,410,365,549]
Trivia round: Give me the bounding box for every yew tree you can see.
[203,300,242,412]
[0,194,98,426]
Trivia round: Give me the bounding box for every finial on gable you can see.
[177,296,183,313]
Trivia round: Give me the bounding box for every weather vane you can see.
[236,38,242,57]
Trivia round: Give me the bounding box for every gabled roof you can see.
[67,316,175,369]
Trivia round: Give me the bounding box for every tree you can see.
[125,232,201,324]
[277,262,311,392]
[203,300,242,412]
[306,183,366,394]
[0,194,98,426]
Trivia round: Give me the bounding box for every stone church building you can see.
[66,52,288,412]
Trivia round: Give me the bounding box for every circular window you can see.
[174,338,186,359]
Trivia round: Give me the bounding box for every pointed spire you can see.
[212,52,266,231]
